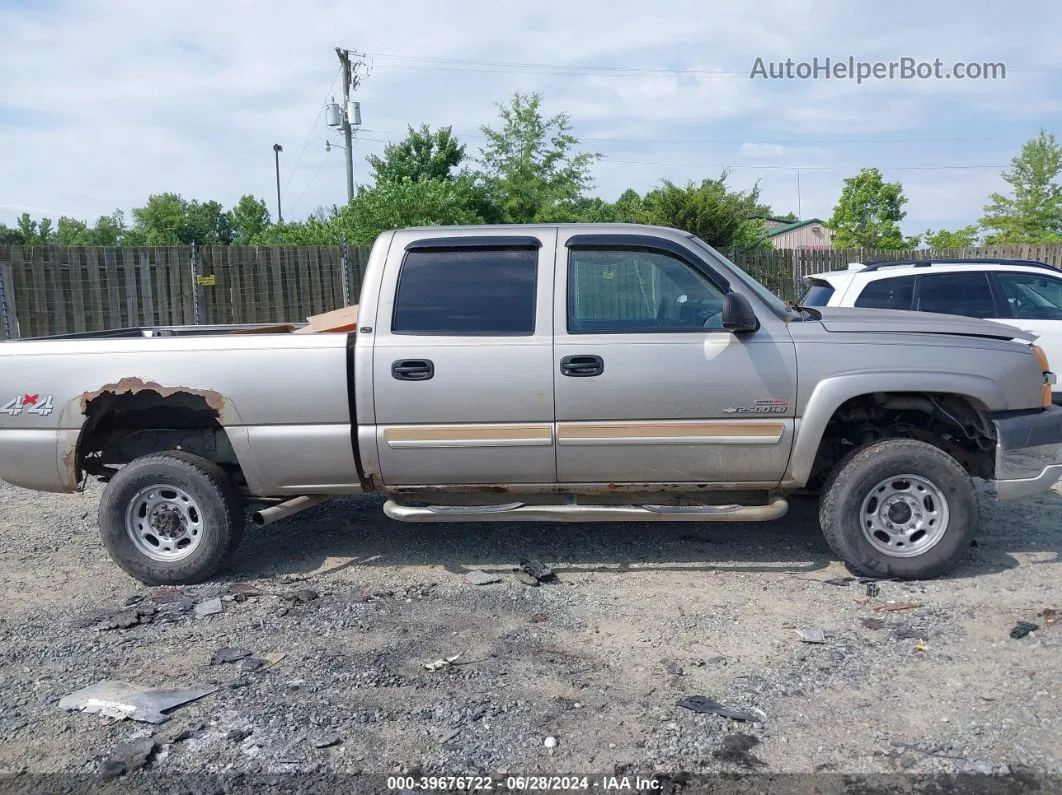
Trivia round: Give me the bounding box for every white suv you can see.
[800,258,1062,404]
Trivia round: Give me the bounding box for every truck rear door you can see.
[369,230,558,486]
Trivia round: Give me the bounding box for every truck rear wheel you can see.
[99,451,244,585]
[819,438,976,580]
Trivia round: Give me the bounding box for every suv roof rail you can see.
[861,257,1059,273]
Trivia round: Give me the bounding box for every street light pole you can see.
[273,143,284,223]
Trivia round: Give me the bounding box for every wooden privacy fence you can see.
[5,241,1062,339]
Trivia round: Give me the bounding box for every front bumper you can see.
[992,404,1062,500]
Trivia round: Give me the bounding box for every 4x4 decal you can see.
[1,394,55,417]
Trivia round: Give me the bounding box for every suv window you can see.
[800,279,835,306]
[854,275,915,310]
[568,247,726,333]
[915,272,996,318]
[996,272,1062,320]
[392,248,537,335]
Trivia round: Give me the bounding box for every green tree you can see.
[826,168,911,249]
[477,92,600,223]
[331,178,487,244]
[980,129,1062,244]
[0,224,24,244]
[132,193,232,245]
[89,211,130,246]
[923,225,979,250]
[642,173,773,249]
[367,124,466,184]
[228,195,271,244]
[55,217,92,245]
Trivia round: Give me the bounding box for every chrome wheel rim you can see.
[125,484,204,562]
[859,474,949,558]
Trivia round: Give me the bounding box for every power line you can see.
[602,157,1008,171]
[364,51,1062,77]
[284,67,342,193]
[356,126,1012,145]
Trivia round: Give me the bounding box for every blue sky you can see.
[1,0,1061,236]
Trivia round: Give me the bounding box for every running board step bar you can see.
[382,497,788,523]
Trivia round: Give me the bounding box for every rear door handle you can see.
[560,355,604,377]
[391,359,434,381]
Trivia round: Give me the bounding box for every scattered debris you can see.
[101,738,157,781]
[676,696,759,722]
[59,680,217,724]
[424,654,461,672]
[913,639,929,653]
[514,558,555,587]
[530,613,549,623]
[239,657,266,672]
[872,602,922,613]
[167,723,204,744]
[228,583,261,602]
[714,733,765,767]
[463,570,501,586]
[1038,609,1057,626]
[210,647,251,665]
[795,627,826,644]
[544,736,559,749]
[313,732,342,749]
[194,597,223,618]
[865,582,881,598]
[227,728,252,743]
[861,618,886,630]
[262,652,287,669]
[822,577,856,587]
[295,588,319,603]
[1010,621,1039,639]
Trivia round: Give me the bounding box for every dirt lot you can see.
[0,477,1060,794]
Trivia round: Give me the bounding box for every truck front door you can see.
[370,231,557,486]
[552,232,797,485]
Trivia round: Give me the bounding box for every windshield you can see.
[686,235,790,317]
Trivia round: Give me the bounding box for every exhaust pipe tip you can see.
[251,494,332,528]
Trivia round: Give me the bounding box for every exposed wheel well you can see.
[806,391,996,490]
[78,389,245,489]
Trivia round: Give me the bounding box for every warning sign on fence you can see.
[196,275,216,286]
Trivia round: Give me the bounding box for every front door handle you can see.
[392,359,434,381]
[560,355,604,377]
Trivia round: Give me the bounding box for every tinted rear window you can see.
[915,272,995,318]
[392,248,538,335]
[854,276,916,310]
[800,281,835,306]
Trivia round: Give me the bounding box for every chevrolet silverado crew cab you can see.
[2,223,1061,585]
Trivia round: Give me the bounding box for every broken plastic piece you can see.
[210,647,251,665]
[463,570,501,586]
[58,680,216,724]
[1010,621,1039,639]
[676,695,759,721]
[795,627,826,644]
[194,597,223,618]
[424,654,461,672]
[872,602,922,613]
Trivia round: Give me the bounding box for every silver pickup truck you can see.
[2,223,1061,585]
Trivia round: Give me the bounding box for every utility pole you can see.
[796,169,802,219]
[334,47,366,205]
[273,143,283,223]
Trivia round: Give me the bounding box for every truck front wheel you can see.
[819,438,977,579]
[99,451,245,585]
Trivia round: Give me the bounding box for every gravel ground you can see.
[0,477,1060,794]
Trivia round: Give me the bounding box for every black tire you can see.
[99,451,245,585]
[819,438,977,580]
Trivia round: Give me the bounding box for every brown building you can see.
[765,218,833,251]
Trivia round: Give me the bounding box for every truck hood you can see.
[811,306,1037,342]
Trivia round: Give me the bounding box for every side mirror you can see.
[722,292,759,333]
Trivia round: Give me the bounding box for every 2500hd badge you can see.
[722,399,789,414]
